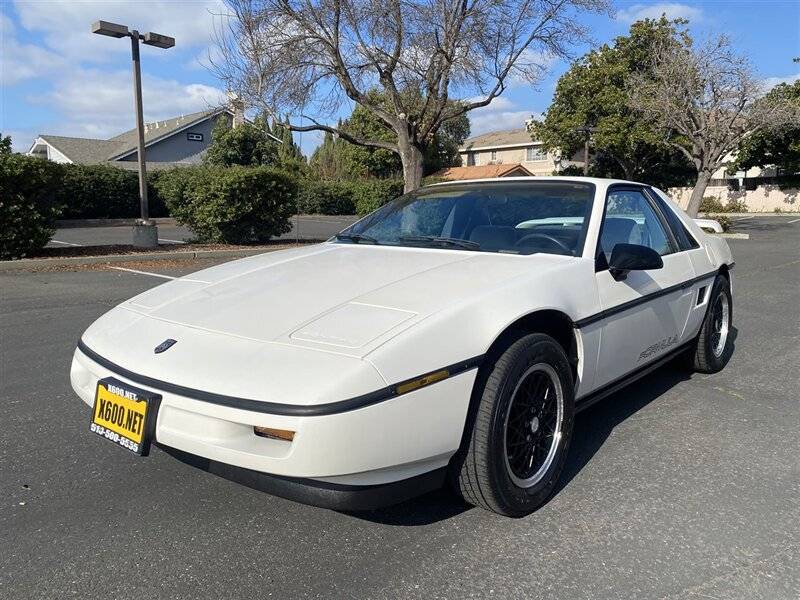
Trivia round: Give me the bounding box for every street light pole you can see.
[130,30,149,223]
[92,21,174,248]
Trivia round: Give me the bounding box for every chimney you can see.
[227,91,246,128]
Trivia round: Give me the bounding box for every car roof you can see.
[426,176,648,188]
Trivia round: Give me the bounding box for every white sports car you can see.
[71,177,734,516]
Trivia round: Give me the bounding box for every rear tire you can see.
[688,274,734,373]
[453,333,575,517]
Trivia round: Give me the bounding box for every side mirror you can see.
[608,243,663,281]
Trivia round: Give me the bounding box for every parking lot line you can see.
[158,238,187,244]
[788,218,800,224]
[107,266,179,280]
[107,265,209,283]
[50,240,82,246]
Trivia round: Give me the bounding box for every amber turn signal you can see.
[254,426,295,441]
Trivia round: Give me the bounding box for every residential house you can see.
[458,129,583,176]
[26,107,237,170]
[433,164,534,180]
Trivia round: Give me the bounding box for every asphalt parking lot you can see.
[2,216,798,599]
[47,214,359,247]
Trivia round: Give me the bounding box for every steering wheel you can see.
[515,232,573,254]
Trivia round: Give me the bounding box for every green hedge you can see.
[297,180,358,215]
[154,165,296,244]
[55,164,169,219]
[297,178,405,216]
[0,154,63,259]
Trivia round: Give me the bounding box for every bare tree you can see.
[628,35,799,217]
[212,0,608,192]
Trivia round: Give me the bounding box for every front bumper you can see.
[71,346,476,494]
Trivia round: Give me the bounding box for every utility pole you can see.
[92,21,174,248]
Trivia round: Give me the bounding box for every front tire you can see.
[453,333,575,517]
[688,274,734,373]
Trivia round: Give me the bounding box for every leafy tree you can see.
[530,17,695,188]
[213,0,608,192]
[730,79,800,175]
[204,114,279,167]
[270,118,306,170]
[628,35,799,216]
[0,133,11,155]
[309,91,469,180]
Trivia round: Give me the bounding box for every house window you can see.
[526,146,546,161]
[187,132,204,142]
[490,150,497,161]
[467,152,476,166]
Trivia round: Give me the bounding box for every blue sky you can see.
[2,0,798,155]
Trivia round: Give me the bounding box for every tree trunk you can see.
[399,142,424,193]
[686,169,713,217]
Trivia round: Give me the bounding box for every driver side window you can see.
[600,189,672,262]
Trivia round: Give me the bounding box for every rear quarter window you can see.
[649,189,700,251]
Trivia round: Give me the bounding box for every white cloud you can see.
[4,129,38,153]
[616,3,703,24]
[4,1,229,149]
[467,97,541,136]
[13,0,226,62]
[762,73,800,91]
[0,14,67,85]
[29,68,226,139]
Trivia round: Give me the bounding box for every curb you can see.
[702,213,799,218]
[55,217,178,228]
[0,247,282,272]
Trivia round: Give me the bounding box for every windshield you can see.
[335,181,595,256]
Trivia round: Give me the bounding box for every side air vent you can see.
[697,286,707,305]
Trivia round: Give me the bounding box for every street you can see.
[1,216,798,599]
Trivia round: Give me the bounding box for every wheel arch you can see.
[484,309,579,380]
[449,309,580,468]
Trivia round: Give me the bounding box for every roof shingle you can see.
[460,129,535,150]
[433,164,534,180]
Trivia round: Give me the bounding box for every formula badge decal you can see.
[154,339,177,354]
[638,335,678,362]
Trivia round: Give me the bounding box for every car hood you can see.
[79,243,574,404]
[115,243,571,355]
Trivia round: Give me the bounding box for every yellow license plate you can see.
[91,378,160,456]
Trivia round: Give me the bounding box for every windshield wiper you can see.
[398,235,481,250]
[335,233,379,244]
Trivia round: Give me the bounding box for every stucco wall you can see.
[666,185,800,212]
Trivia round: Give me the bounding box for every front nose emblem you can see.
[154,339,177,354]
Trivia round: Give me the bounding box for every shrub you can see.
[295,178,405,216]
[155,165,296,244]
[352,179,404,215]
[699,196,725,213]
[297,180,357,215]
[724,198,748,213]
[0,154,63,259]
[698,195,749,214]
[53,163,169,219]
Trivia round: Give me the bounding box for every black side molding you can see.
[575,341,692,412]
[77,339,483,417]
[575,271,718,328]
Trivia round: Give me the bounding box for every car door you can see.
[593,186,696,389]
